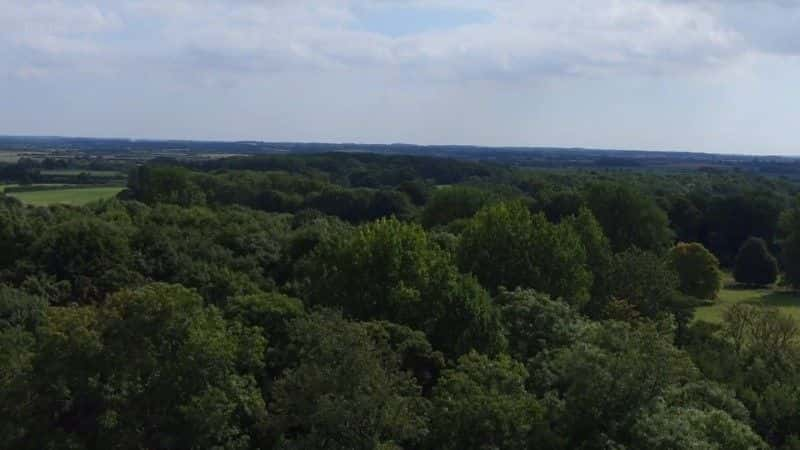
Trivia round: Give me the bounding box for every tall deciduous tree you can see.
[780,205,800,289]
[425,352,548,450]
[14,283,268,450]
[535,318,699,448]
[33,218,140,301]
[563,207,613,303]
[270,311,429,450]
[584,182,673,253]
[668,242,723,300]
[734,237,779,286]
[604,248,681,318]
[457,201,591,307]
[307,217,506,356]
[495,288,587,363]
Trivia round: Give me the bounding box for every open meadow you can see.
[694,274,800,323]
[6,186,124,206]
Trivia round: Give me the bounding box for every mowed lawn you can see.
[694,275,800,323]
[8,186,124,206]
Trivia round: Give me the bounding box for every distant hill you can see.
[1,135,799,176]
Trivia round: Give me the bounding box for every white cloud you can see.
[0,0,773,82]
[3,0,800,155]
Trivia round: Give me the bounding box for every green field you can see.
[41,169,124,178]
[694,276,800,323]
[8,186,124,206]
[0,183,68,192]
[0,150,51,163]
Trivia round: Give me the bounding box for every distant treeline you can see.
[0,157,128,185]
[5,135,800,175]
[127,152,798,267]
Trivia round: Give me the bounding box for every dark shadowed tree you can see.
[425,351,549,450]
[13,283,268,450]
[780,206,800,289]
[270,310,430,450]
[33,218,140,301]
[604,248,682,319]
[420,185,496,229]
[584,182,673,253]
[734,237,779,286]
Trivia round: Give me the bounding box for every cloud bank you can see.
[2,0,800,154]
[3,0,786,81]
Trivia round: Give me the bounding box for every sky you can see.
[2,0,800,155]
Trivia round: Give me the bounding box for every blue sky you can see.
[2,0,800,155]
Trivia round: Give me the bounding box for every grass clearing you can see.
[0,183,68,192]
[694,274,800,323]
[8,186,124,206]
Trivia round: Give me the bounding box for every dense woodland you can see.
[6,151,800,448]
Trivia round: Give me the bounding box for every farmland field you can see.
[41,169,124,178]
[0,184,68,192]
[694,275,800,323]
[7,186,124,206]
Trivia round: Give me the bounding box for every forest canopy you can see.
[3,151,800,449]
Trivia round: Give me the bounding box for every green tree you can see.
[495,288,587,363]
[308,217,506,356]
[780,206,800,289]
[457,201,591,307]
[420,186,496,229]
[631,402,767,450]
[0,198,36,269]
[15,284,268,450]
[224,291,306,385]
[584,182,673,253]
[0,286,48,448]
[563,207,613,303]
[425,352,548,450]
[363,320,446,396]
[33,218,139,301]
[704,192,782,266]
[604,248,681,318]
[99,284,268,449]
[668,242,723,299]
[535,318,699,448]
[667,194,704,243]
[270,311,429,450]
[734,237,779,286]
[723,304,799,358]
[129,165,206,206]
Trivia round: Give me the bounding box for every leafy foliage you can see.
[584,181,674,253]
[668,242,723,299]
[426,352,548,450]
[10,283,268,449]
[270,311,429,450]
[604,248,682,318]
[307,217,506,356]
[457,201,591,307]
[1,152,795,449]
[734,237,779,286]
